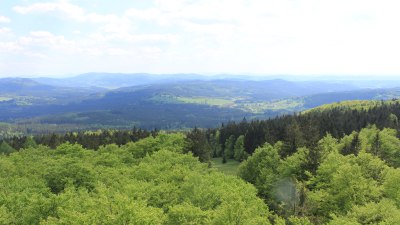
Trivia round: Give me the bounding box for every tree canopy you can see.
[0,133,275,224]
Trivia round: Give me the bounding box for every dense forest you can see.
[1,100,400,224]
[2,128,155,151]
[209,99,400,159]
[0,133,275,224]
[3,76,400,133]
[3,0,400,223]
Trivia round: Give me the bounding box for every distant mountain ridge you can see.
[0,78,54,93]
[2,74,400,132]
[31,73,400,89]
[33,73,213,89]
[0,77,104,105]
[114,79,359,101]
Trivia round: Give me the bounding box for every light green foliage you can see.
[0,205,14,224]
[276,148,312,215]
[317,134,339,159]
[43,185,166,225]
[240,99,304,114]
[151,94,235,106]
[167,202,210,225]
[328,199,400,225]
[287,216,313,225]
[0,141,15,155]
[176,96,234,106]
[327,163,381,210]
[234,135,248,161]
[304,134,340,176]
[279,147,309,179]
[23,136,38,149]
[326,216,359,225]
[96,143,134,166]
[377,128,400,167]
[0,133,273,224]
[343,126,400,167]
[306,99,400,114]
[307,152,346,191]
[0,96,12,101]
[239,142,311,215]
[353,152,389,183]
[383,168,400,206]
[238,143,281,204]
[307,138,396,222]
[338,131,361,155]
[224,135,236,159]
[123,132,186,161]
[239,126,400,224]
[358,125,380,153]
[308,152,382,219]
[152,94,305,114]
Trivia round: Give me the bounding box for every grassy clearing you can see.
[150,94,234,107]
[211,157,241,176]
[240,99,304,113]
[176,97,234,106]
[0,97,12,102]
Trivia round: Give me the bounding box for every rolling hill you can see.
[33,73,211,89]
[0,77,104,105]
[2,74,400,133]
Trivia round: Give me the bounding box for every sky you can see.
[0,0,400,77]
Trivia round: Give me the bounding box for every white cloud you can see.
[4,0,400,76]
[89,32,178,44]
[125,8,161,21]
[13,1,84,20]
[0,30,81,58]
[0,27,11,34]
[0,41,23,52]
[20,31,77,52]
[1,29,171,60]
[0,16,11,23]
[13,1,121,24]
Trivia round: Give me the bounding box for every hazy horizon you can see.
[2,72,400,81]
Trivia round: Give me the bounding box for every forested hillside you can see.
[3,75,400,134]
[2,100,400,224]
[210,99,400,158]
[205,100,400,223]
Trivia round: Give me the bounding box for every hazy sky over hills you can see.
[0,0,400,77]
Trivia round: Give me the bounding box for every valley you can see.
[3,99,400,224]
[2,1,400,223]
[2,74,400,136]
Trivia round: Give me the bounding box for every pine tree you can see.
[371,132,381,157]
[185,128,211,162]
